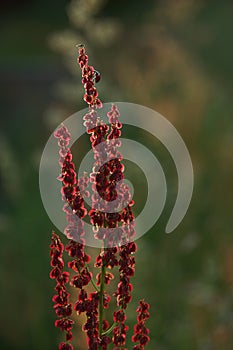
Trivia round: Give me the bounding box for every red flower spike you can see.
[132,300,150,349]
[77,45,102,109]
[50,232,74,348]
[49,46,151,350]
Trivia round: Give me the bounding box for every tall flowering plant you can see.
[49,45,150,350]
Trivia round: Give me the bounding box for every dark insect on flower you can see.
[76,43,84,49]
[93,69,101,83]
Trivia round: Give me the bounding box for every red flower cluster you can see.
[112,240,137,348]
[66,240,91,289]
[49,45,151,350]
[132,300,150,349]
[54,124,87,243]
[66,239,100,349]
[77,43,102,108]
[50,232,74,350]
[82,292,99,350]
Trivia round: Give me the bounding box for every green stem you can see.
[98,252,106,344]
[102,322,117,336]
[90,275,100,292]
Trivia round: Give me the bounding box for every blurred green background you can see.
[1,0,233,349]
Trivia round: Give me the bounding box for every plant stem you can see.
[102,322,117,336]
[98,249,106,345]
[90,275,100,292]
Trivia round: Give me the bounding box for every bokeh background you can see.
[1,0,233,349]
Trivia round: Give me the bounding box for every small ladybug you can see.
[93,70,101,84]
